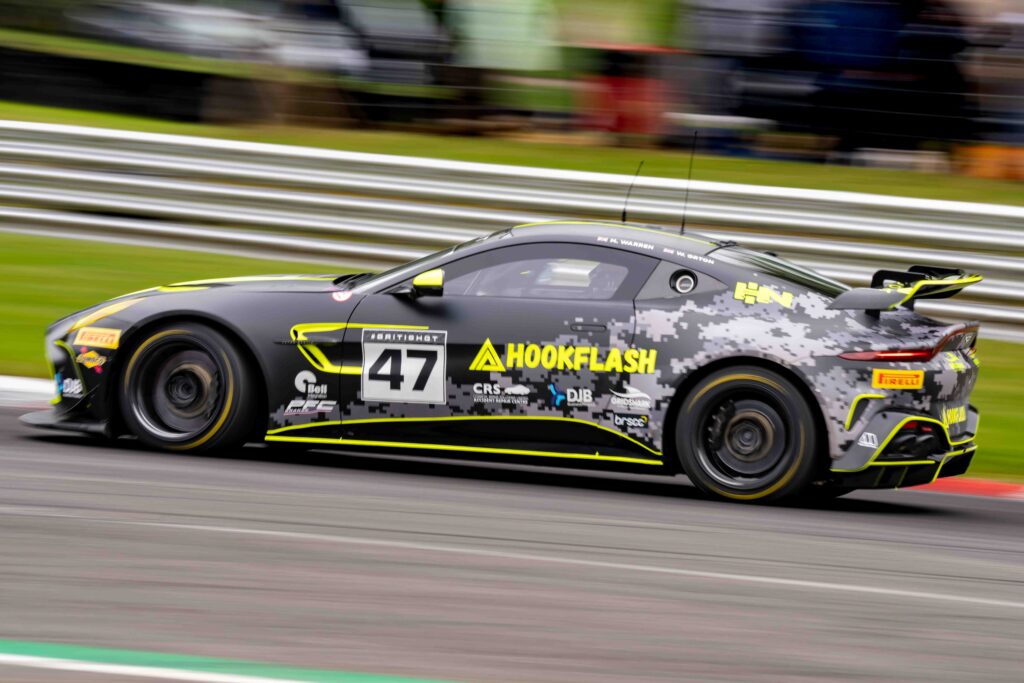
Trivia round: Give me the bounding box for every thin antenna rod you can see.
[621,160,645,223]
[680,130,698,233]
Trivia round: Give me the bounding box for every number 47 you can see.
[368,348,437,391]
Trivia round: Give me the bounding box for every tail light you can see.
[840,326,978,362]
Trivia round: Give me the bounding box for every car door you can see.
[335,242,661,462]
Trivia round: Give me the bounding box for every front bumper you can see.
[19,408,111,436]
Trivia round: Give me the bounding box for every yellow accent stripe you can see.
[832,414,979,473]
[844,393,886,430]
[264,434,662,466]
[888,275,983,309]
[169,275,335,287]
[513,220,715,247]
[69,298,145,332]
[266,415,663,457]
[290,322,429,374]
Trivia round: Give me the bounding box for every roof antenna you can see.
[621,160,645,223]
[680,130,698,233]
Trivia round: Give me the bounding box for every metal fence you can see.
[1,120,1022,340]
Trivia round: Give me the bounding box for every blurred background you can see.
[0,0,1021,176]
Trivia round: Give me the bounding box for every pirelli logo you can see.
[871,369,924,390]
[72,326,122,350]
[734,282,794,308]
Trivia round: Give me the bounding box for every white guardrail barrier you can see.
[0,120,1022,340]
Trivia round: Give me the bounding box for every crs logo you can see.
[548,383,592,407]
[613,414,649,429]
[295,370,327,398]
[472,383,530,404]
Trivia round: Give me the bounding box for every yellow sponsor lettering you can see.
[871,369,925,390]
[734,282,794,308]
[470,340,659,374]
[942,405,966,425]
[506,343,524,368]
[557,345,575,370]
[540,345,558,369]
[523,344,542,368]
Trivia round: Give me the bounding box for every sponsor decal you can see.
[331,291,353,303]
[61,377,84,398]
[857,432,879,449]
[472,383,531,405]
[284,399,337,416]
[294,370,327,398]
[75,349,106,372]
[470,340,657,374]
[596,235,655,252]
[945,352,966,373]
[942,405,967,425]
[469,338,506,372]
[610,385,651,410]
[661,247,715,265]
[871,369,924,390]
[361,329,447,404]
[733,282,794,308]
[72,326,121,350]
[614,413,649,429]
[548,383,593,407]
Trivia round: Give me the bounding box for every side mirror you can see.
[410,268,444,297]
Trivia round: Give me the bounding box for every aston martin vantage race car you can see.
[22,221,983,502]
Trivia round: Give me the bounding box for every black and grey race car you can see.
[22,221,983,502]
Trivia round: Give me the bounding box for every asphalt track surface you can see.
[2,405,1022,683]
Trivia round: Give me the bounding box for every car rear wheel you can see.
[675,366,820,503]
[119,323,256,452]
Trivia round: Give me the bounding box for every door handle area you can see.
[570,323,606,332]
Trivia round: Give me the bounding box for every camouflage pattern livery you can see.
[25,221,981,490]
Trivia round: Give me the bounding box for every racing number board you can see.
[361,329,447,404]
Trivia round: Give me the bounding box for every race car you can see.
[22,220,983,502]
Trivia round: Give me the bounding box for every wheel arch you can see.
[106,313,269,440]
[662,356,831,475]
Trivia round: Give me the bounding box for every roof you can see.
[510,220,721,257]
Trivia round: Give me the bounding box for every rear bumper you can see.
[19,409,110,436]
[829,405,978,489]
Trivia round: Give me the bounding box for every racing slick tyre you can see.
[675,366,820,503]
[119,322,257,453]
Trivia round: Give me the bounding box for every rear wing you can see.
[828,266,983,312]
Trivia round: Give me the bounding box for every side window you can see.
[439,243,656,301]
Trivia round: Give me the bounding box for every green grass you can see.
[1,100,1021,206]
[2,231,1020,481]
[970,339,1024,481]
[0,232,337,378]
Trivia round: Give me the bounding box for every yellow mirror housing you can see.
[411,268,444,296]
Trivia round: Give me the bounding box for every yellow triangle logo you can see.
[469,338,506,372]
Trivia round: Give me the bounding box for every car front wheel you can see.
[119,322,257,452]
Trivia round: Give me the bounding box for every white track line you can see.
[0,654,320,683]
[7,509,1024,611]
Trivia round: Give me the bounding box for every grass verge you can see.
[2,232,1019,481]
[0,100,1021,206]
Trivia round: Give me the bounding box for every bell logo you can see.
[469,338,506,372]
